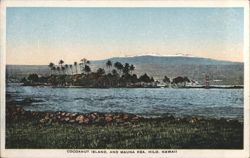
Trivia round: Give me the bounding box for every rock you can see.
[76,115,86,124]
[66,113,70,117]
[61,112,65,116]
[96,116,105,123]
[76,115,84,121]
[105,113,113,117]
[123,114,129,120]
[83,118,90,124]
[65,117,70,121]
[105,116,113,122]
[90,113,97,120]
[69,119,75,123]
[113,115,120,120]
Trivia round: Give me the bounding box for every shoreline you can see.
[7,105,242,126]
[8,82,244,89]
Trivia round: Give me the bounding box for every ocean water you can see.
[7,83,243,120]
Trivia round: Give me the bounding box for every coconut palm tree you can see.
[129,64,135,74]
[48,62,55,75]
[106,60,112,73]
[114,62,123,75]
[52,66,56,75]
[97,68,105,76]
[79,58,91,74]
[80,58,87,65]
[59,60,64,69]
[123,63,130,75]
[69,64,73,75]
[61,66,66,75]
[74,62,78,74]
[163,76,170,83]
[65,64,69,75]
[56,67,61,75]
[84,65,91,74]
[112,69,118,76]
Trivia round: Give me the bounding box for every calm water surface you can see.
[7,83,243,120]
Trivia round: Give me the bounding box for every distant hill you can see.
[91,55,242,65]
[6,55,243,85]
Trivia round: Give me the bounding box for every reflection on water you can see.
[7,83,243,120]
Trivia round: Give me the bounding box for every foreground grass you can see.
[6,118,243,149]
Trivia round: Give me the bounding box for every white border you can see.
[0,1,249,158]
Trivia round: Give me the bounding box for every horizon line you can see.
[6,54,243,66]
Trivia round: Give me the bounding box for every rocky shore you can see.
[6,105,144,125]
[7,104,242,127]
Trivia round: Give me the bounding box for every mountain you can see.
[91,55,242,65]
[6,55,243,85]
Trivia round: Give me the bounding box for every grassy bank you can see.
[6,109,243,149]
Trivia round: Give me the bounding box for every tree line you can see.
[21,58,192,88]
[22,58,156,88]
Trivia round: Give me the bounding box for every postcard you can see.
[0,0,249,158]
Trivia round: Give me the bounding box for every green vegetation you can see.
[6,117,243,149]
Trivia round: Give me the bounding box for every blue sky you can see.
[7,7,244,65]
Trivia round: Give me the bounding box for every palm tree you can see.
[84,65,91,74]
[112,69,118,76]
[61,66,66,75]
[80,58,90,74]
[129,64,135,74]
[56,67,60,75]
[74,62,78,74]
[106,60,112,73]
[69,64,73,75]
[65,64,69,75]
[97,68,105,76]
[163,76,170,83]
[52,66,56,75]
[114,62,123,75]
[59,60,64,68]
[48,62,55,75]
[123,63,130,75]
[80,58,87,65]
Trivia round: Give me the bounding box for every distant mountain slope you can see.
[91,55,242,65]
[6,55,243,85]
